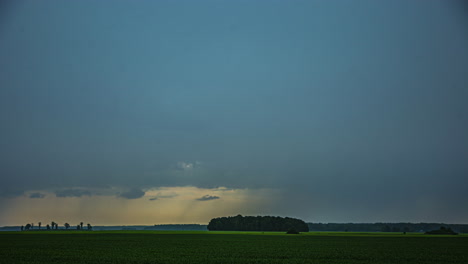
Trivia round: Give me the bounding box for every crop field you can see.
[1,231,467,264]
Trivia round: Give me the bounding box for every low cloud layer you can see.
[29,193,45,199]
[149,192,178,201]
[196,195,220,201]
[0,187,277,226]
[55,189,91,198]
[118,189,146,200]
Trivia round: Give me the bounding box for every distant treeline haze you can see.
[308,223,468,233]
[145,224,207,231]
[2,222,467,233]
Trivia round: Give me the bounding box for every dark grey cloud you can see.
[149,197,158,201]
[55,189,91,198]
[29,193,45,199]
[118,189,145,199]
[196,195,220,201]
[0,0,467,223]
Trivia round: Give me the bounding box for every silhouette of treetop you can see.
[207,215,309,232]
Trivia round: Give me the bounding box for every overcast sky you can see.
[1,0,467,226]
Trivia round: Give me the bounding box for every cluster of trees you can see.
[48,221,58,230]
[425,227,458,235]
[207,215,309,232]
[21,221,92,231]
[308,223,468,233]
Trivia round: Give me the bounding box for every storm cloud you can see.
[0,0,467,224]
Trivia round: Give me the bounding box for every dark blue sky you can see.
[1,0,467,225]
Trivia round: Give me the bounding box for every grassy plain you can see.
[1,231,467,264]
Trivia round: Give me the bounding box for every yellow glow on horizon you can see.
[0,186,281,226]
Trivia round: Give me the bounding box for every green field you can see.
[1,231,467,264]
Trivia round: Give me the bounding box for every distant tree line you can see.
[425,226,458,235]
[20,221,92,231]
[144,224,207,231]
[208,215,309,232]
[308,223,468,233]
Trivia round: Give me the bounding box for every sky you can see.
[0,0,467,226]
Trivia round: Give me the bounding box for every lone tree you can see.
[64,223,70,229]
[87,223,92,230]
[38,222,41,230]
[80,222,83,230]
[25,224,31,230]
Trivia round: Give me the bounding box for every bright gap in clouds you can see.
[0,186,280,226]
